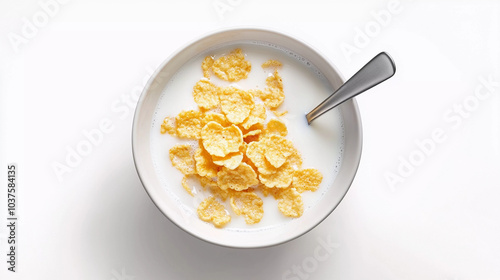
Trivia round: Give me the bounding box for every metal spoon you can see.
[306,52,396,124]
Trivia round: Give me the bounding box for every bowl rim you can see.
[132,26,363,248]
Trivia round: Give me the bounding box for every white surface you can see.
[1,0,499,279]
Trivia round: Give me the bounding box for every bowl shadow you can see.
[81,157,305,279]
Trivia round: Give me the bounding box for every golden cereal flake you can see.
[194,147,219,178]
[197,196,231,227]
[160,116,176,135]
[212,151,243,170]
[193,80,219,110]
[212,48,251,82]
[201,56,214,78]
[217,163,259,191]
[202,112,229,127]
[267,69,283,88]
[218,87,255,124]
[261,87,285,109]
[241,104,266,130]
[201,122,243,157]
[243,129,262,139]
[259,162,294,189]
[248,89,264,99]
[242,157,258,176]
[181,175,194,197]
[259,70,285,108]
[262,59,282,68]
[272,110,288,117]
[246,141,277,175]
[175,110,203,139]
[264,118,288,137]
[199,175,218,189]
[241,144,259,174]
[264,135,295,168]
[259,185,272,197]
[287,146,303,170]
[293,169,323,193]
[259,185,282,199]
[240,122,264,134]
[277,188,304,218]
[169,144,196,175]
[230,191,264,224]
[200,176,230,201]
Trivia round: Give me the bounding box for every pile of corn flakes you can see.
[161,48,323,228]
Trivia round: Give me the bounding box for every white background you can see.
[1,0,499,279]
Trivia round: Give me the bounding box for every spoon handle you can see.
[306,52,396,124]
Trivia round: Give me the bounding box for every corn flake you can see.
[266,69,283,88]
[288,146,303,170]
[243,129,262,139]
[212,48,251,82]
[193,79,219,110]
[202,112,229,127]
[197,196,231,227]
[272,110,288,117]
[201,122,243,157]
[219,87,255,124]
[260,87,284,109]
[230,191,264,224]
[262,59,282,68]
[259,162,293,188]
[264,118,288,137]
[199,176,218,189]
[240,122,264,134]
[181,175,194,197]
[200,176,230,201]
[212,151,243,170]
[264,135,294,168]
[277,188,304,218]
[242,147,259,174]
[259,70,285,108]
[201,56,214,78]
[248,89,263,99]
[176,110,203,139]
[293,169,323,193]
[160,116,176,135]
[194,147,219,178]
[217,163,259,191]
[246,141,277,175]
[169,144,196,175]
[241,104,266,130]
[259,185,282,199]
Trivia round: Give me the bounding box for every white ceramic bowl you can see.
[132,27,362,248]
